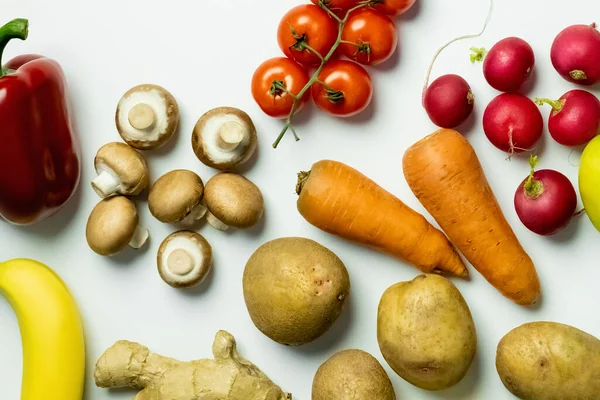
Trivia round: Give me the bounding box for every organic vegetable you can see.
[551,23,600,85]
[86,196,149,256]
[0,18,80,225]
[496,322,600,400]
[192,107,257,170]
[339,8,398,66]
[311,0,358,16]
[373,0,416,16]
[277,5,338,66]
[377,274,477,390]
[470,37,535,92]
[0,259,85,400]
[203,173,264,231]
[157,231,212,289]
[251,57,310,119]
[148,169,207,225]
[95,330,291,400]
[311,60,373,117]
[92,142,149,198]
[403,129,540,305]
[423,74,474,128]
[243,237,350,346]
[514,156,577,236]
[579,136,600,232]
[535,90,600,146]
[296,160,467,277]
[116,84,179,150]
[312,349,395,400]
[483,93,544,153]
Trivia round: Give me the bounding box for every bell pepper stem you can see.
[0,18,29,78]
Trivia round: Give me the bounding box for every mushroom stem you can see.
[128,103,157,131]
[179,203,208,227]
[216,121,246,151]
[129,226,149,249]
[206,211,229,231]
[166,248,195,275]
[92,171,120,198]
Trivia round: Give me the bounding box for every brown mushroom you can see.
[116,84,179,150]
[148,170,207,225]
[204,173,264,231]
[91,142,149,198]
[86,196,149,256]
[157,231,212,288]
[192,107,258,170]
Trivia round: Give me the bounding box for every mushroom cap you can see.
[93,142,149,196]
[86,196,139,256]
[157,231,213,288]
[204,173,264,229]
[192,107,257,170]
[116,84,179,150]
[148,170,204,223]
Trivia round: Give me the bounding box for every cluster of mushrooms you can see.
[85,84,263,289]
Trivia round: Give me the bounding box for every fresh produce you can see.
[95,330,291,400]
[514,156,577,236]
[203,172,264,231]
[470,37,535,92]
[277,4,338,66]
[157,231,213,289]
[91,142,149,198]
[86,196,149,256]
[312,349,396,400]
[251,57,310,119]
[377,274,477,390]
[297,160,467,277]
[579,135,600,232]
[311,60,373,117]
[116,84,179,150]
[374,0,416,16]
[192,107,258,170]
[403,129,540,305]
[0,18,80,225]
[551,23,600,85]
[243,237,350,346]
[148,169,207,225]
[310,0,358,17]
[496,322,600,400]
[535,90,600,146]
[0,259,85,400]
[339,8,398,66]
[483,93,544,153]
[423,74,474,128]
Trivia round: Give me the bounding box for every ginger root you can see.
[94,330,291,400]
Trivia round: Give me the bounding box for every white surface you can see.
[1,0,599,399]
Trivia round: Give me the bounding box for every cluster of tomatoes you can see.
[251,0,416,144]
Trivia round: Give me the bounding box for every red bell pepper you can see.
[0,19,80,225]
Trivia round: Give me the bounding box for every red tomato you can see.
[310,0,359,17]
[311,60,373,117]
[340,8,398,66]
[374,0,416,16]
[277,5,338,66]
[251,58,311,119]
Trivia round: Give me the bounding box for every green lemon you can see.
[579,135,600,231]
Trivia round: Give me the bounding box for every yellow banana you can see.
[0,258,85,400]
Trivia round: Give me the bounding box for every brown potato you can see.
[377,274,477,390]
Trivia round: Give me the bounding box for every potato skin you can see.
[312,349,396,400]
[496,322,600,400]
[377,274,477,390]
[243,237,350,346]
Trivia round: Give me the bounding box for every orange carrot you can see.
[296,160,468,277]
[403,129,540,305]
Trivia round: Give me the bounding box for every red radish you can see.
[514,156,577,236]
[423,74,474,128]
[551,23,600,85]
[470,37,535,92]
[483,93,544,153]
[535,90,600,147]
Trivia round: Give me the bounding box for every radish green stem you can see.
[570,70,587,81]
[523,155,544,199]
[469,47,488,63]
[535,97,565,112]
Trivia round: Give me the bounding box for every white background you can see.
[1,0,599,399]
